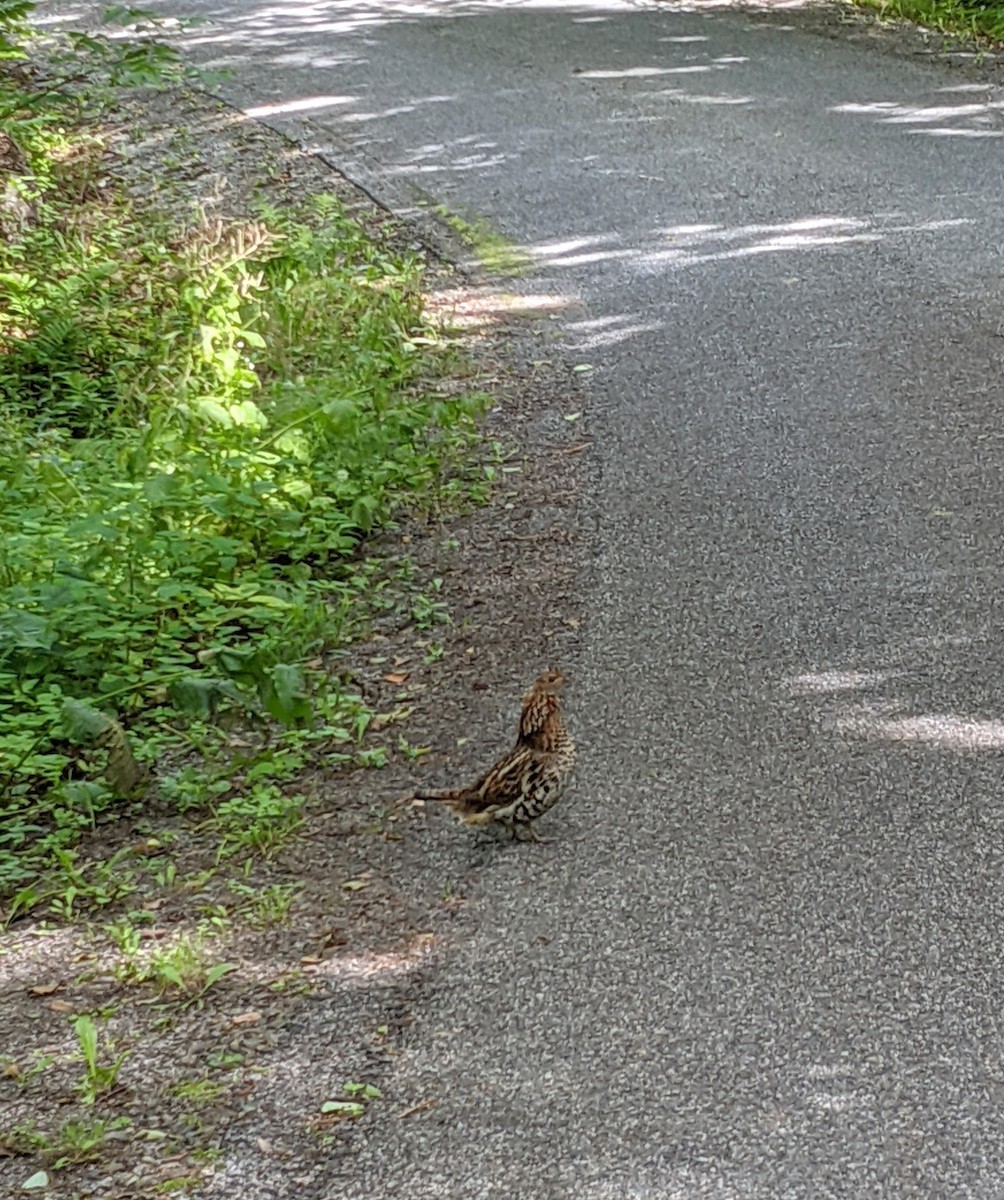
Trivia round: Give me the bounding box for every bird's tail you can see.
[414,787,475,814]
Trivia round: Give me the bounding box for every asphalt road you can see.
[138,2,1004,1195]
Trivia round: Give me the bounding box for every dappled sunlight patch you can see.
[526,232,637,270]
[833,711,1004,751]
[244,94,358,118]
[426,286,573,331]
[659,90,757,106]
[832,98,1004,127]
[638,213,972,272]
[566,311,665,350]
[310,931,437,985]
[0,925,84,993]
[910,128,1004,139]
[648,0,813,9]
[532,245,638,268]
[574,55,748,80]
[785,670,892,695]
[387,148,510,175]
[165,0,642,50]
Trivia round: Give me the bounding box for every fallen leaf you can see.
[256,1136,274,1155]
[300,955,323,965]
[342,879,369,892]
[46,1000,74,1014]
[384,671,410,685]
[230,1011,262,1027]
[22,1171,49,1191]
[563,411,583,422]
[28,982,60,996]
[320,1100,365,1118]
[571,363,593,373]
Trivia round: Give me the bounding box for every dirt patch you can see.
[0,85,589,1199]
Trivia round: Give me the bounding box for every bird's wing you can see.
[466,747,537,812]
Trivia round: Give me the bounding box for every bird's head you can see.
[532,668,567,695]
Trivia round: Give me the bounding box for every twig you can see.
[398,1098,436,1120]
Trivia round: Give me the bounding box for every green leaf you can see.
[169,677,248,718]
[0,610,54,652]
[73,1015,98,1070]
[21,1170,49,1191]
[158,965,184,988]
[195,397,233,427]
[203,962,237,988]
[320,1100,365,1117]
[61,699,112,742]
[263,663,311,726]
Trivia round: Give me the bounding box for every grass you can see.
[432,204,532,277]
[853,0,1004,41]
[0,8,491,919]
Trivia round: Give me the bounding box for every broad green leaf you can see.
[320,1100,365,1117]
[61,699,112,742]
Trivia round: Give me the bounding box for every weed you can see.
[106,917,148,984]
[171,1078,224,1105]
[157,1174,202,1194]
[410,579,449,630]
[2,1115,131,1167]
[45,849,137,921]
[207,1050,243,1071]
[73,1014,128,1104]
[143,936,236,1000]
[319,1081,382,1122]
[228,880,300,927]
[396,736,431,762]
[4,1049,55,1086]
[432,205,532,277]
[214,784,305,858]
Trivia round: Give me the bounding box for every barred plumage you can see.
[414,669,575,843]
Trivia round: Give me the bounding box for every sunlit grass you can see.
[855,0,1004,42]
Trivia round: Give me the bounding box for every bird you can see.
[413,668,575,843]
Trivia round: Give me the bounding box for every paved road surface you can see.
[143,2,1004,1195]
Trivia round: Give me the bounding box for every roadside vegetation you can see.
[0,3,487,923]
[855,0,1004,41]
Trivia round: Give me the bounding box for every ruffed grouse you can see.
[414,668,575,842]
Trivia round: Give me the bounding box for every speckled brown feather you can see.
[414,669,575,841]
